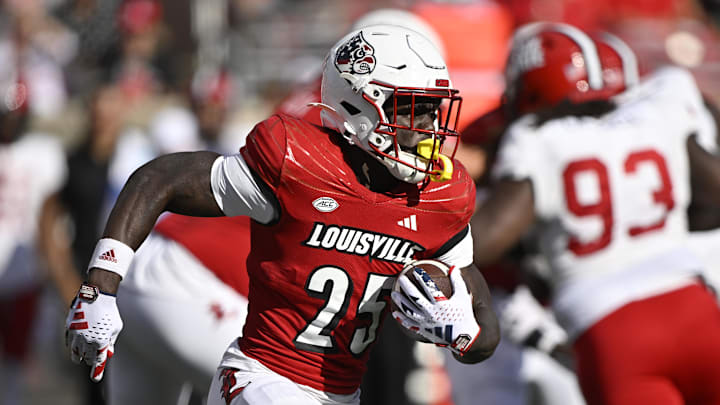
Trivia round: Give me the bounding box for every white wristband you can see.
[87,238,135,279]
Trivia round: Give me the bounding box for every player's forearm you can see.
[101,151,223,248]
[88,268,123,294]
[89,151,224,293]
[455,307,500,363]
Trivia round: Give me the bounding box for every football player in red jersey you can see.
[465,22,720,405]
[64,24,499,405]
[273,11,456,405]
[106,11,457,405]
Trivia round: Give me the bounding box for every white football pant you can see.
[109,234,248,405]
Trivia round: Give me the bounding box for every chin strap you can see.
[416,139,453,182]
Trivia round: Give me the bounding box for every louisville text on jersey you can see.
[303,222,425,264]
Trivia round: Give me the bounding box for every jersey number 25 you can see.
[294,267,394,355]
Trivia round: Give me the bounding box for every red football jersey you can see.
[238,114,475,394]
[153,214,251,297]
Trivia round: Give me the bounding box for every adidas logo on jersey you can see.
[99,249,118,263]
[303,222,425,264]
[397,215,417,231]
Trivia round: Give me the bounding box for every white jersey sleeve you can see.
[492,115,562,219]
[616,66,717,152]
[662,67,715,152]
[0,133,68,290]
[210,154,278,224]
[433,225,474,269]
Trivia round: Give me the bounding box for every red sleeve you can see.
[240,115,287,192]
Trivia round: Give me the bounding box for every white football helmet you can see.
[351,8,446,59]
[318,24,462,184]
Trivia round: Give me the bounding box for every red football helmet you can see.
[504,22,615,115]
[594,31,639,95]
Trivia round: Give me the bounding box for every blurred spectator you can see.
[61,84,129,287]
[112,0,177,127]
[54,0,124,99]
[0,0,73,126]
[610,17,720,108]
[700,0,720,23]
[190,67,239,152]
[116,0,168,84]
[100,103,197,228]
[56,84,129,405]
[0,73,76,405]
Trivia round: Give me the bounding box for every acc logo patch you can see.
[335,32,376,75]
[312,197,339,213]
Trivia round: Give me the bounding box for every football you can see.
[394,259,453,299]
[390,259,453,342]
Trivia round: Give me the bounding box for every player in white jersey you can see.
[469,22,720,405]
[110,223,250,405]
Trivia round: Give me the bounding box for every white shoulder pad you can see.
[434,226,474,269]
[652,67,716,152]
[210,154,278,223]
[491,114,540,183]
[616,66,716,152]
[491,115,560,218]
